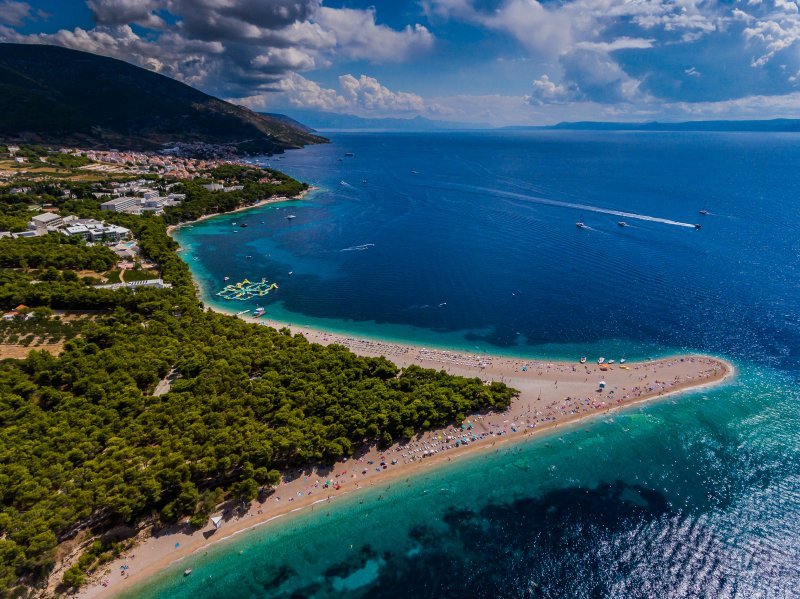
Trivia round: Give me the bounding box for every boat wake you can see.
[423,182,698,228]
[341,243,375,252]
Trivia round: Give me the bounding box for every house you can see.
[101,197,141,212]
[28,213,63,230]
[2,311,18,321]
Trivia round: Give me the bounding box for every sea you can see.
[133,131,800,598]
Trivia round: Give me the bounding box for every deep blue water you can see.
[141,131,800,598]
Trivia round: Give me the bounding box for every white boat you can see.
[618,221,629,227]
[699,209,709,215]
[184,569,192,577]
[576,222,588,229]
[620,358,626,363]
[608,359,615,364]
[598,357,605,364]
[286,214,296,220]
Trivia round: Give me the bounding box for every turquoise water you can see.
[148,131,800,597]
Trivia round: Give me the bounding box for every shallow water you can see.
[146,131,800,597]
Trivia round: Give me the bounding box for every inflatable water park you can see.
[216,277,278,301]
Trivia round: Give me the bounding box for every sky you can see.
[2,0,800,125]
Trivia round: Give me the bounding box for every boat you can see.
[253,307,266,317]
[699,209,709,215]
[618,221,629,227]
[620,358,626,363]
[598,357,605,364]
[224,276,230,281]
[345,152,354,157]
[694,223,702,229]
[240,223,248,228]
[608,359,615,364]
[288,271,293,275]
[184,569,192,577]
[286,214,296,220]
[411,170,418,175]
[576,222,588,229]
[580,357,587,364]
[245,255,252,259]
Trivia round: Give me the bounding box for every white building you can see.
[28,213,63,230]
[203,183,224,192]
[101,197,141,212]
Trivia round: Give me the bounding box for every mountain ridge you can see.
[0,43,326,153]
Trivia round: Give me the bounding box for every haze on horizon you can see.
[2,0,800,126]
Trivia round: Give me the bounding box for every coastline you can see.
[68,187,736,598]
[75,319,733,597]
[165,186,315,235]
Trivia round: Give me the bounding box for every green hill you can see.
[0,43,326,153]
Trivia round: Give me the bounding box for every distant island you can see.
[0,43,326,154]
[272,108,800,133]
[266,109,491,131]
[506,118,800,132]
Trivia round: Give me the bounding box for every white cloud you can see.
[236,73,425,115]
[575,37,656,52]
[0,1,32,27]
[528,75,575,105]
[315,7,434,62]
[338,74,425,111]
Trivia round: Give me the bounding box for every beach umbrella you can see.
[599,381,606,388]
[211,516,223,529]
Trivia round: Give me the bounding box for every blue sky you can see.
[2,0,800,124]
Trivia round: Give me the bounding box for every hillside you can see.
[0,43,327,153]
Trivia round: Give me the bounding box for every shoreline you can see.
[68,186,735,598]
[165,186,315,235]
[74,320,733,597]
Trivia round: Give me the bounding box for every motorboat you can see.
[576,222,588,229]
[694,223,702,229]
[618,221,629,227]
[286,214,296,220]
[598,357,605,364]
[580,357,587,364]
[699,209,709,215]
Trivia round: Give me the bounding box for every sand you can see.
[69,314,732,598]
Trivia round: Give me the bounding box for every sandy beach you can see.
[68,310,733,598]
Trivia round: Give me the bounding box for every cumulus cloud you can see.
[0,0,435,98]
[237,72,425,115]
[315,8,433,62]
[87,0,165,28]
[560,49,649,103]
[0,1,33,27]
[528,75,576,105]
